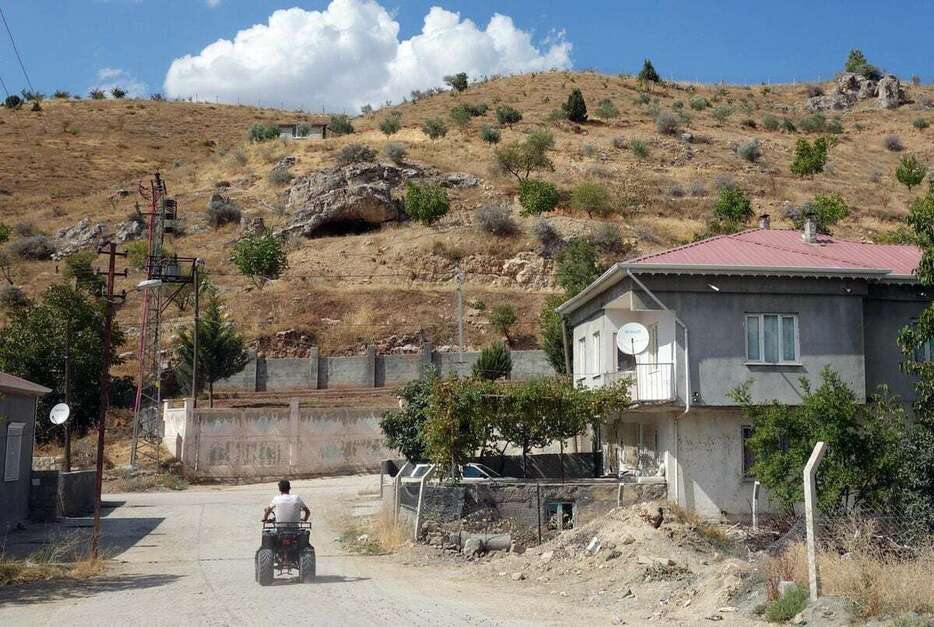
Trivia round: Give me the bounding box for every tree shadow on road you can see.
[0,573,182,607]
[268,575,369,586]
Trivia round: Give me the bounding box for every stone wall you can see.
[212,345,555,392]
[28,469,97,521]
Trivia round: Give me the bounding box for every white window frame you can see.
[576,337,587,382]
[592,331,601,379]
[4,422,25,482]
[745,313,800,365]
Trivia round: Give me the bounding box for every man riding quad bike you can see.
[255,479,316,585]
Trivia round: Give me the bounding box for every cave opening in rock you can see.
[310,219,383,238]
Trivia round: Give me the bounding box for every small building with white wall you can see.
[278,122,328,140]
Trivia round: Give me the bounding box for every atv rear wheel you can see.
[299,548,316,583]
[256,549,274,586]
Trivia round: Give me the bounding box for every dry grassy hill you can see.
[1,70,932,365]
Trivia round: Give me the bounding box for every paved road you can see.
[0,476,590,626]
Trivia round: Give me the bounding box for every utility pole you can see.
[91,242,127,560]
[455,267,465,366]
[191,260,201,408]
[63,316,71,473]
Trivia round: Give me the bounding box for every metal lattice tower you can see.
[130,174,196,468]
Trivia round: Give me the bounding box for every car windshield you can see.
[472,464,501,477]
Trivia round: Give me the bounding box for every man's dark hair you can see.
[278,479,291,493]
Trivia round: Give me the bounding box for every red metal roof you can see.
[0,372,51,397]
[629,229,921,278]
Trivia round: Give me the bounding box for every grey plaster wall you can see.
[863,286,929,401]
[59,470,96,517]
[262,357,317,390]
[321,353,374,388]
[212,352,257,392]
[0,392,38,533]
[378,354,423,387]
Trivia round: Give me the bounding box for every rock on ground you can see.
[54,217,106,259]
[805,72,907,112]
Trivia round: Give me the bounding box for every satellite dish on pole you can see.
[617,323,650,355]
[50,403,71,425]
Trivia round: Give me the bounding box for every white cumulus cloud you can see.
[91,68,148,98]
[163,0,572,112]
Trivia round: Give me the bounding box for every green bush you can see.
[689,96,708,111]
[629,138,649,159]
[781,117,797,133]
[444,72,468,92]
[789,192,850,234]
[711,104,733,124]
[713,186,753,224]
[125,240,148,270]
[764,586,807,623]
[562,88,588,123]
[595,98,619,119]
[231,230,288,287]
[555,239,604,296]
[248,122,280,142]
[479,124,501,145]
[656,110,680,135]
[405,183,449,225]
[844,48,880,79]
[9,235,55,260]
[473,341,512,380]
[207,195,242,227]
[519,179,560,216]
[421,117,448,140]
[896,154,928,190]
[88,89,106,100]
[913,117,930,130]
[826,117,844,134]
[736,138,762,163]
[495,105,522,126]
[790,137,828,177]
[4,95,22,109]
[762,114,780,131]
[638,58,660,85]
[449,104,473,130]
[571,182,612,218]
[463,102,488,116]
[475,203,518,236]
[328,114,354,135]
[383,142,407,164]
[336,143,376,166]
[0,223,10,244]
[799,113,826,133]
[378,112,401,135]
[111,87,127,99]
[487,306,518,343]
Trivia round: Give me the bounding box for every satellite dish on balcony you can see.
[617,322,649,355]
[49,403,70,425]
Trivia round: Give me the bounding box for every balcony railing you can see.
[603,363,675,403]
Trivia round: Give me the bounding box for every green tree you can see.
[570,182,612,218]
[793,193,850,235]
[230,230,289,288]
[495,105,522,127]
[638,59,660,86]
[0,284,125,443]
[421,117,448,139]
[62,250,105,295]
[472,342,512,381]
[493,129,555,183]
[519,179,560,215]
[562,88,588,123]
[488,303,517,344]
[378,112,402,135]
[712,186,753,225]
[248,122,280,142]
[425,376,492,477]
[479,124,501,145]
[444,72,468,92]
[595,98,619,119]
[111,87,127,99]
[539,295,568,374]
[380,369,438,462]
[555,239,604,297]
[404,182,449,225]
[844,49,880,79]
[174,290,249,407]
[449,104,473,130]
[896,154,928,191]
[790,137,828,177]
[731,367,902,513]
[4,95,22,109]
[328,114,354,135]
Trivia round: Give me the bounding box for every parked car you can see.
[460,463,514,481]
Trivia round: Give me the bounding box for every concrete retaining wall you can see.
[176,400,396,480]
[28,469,96,521]
[212,346,555,392]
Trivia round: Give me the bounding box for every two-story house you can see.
[557,216,929,518]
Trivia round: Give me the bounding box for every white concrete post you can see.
[392,461,413,524]
[413,464,436,541]
[752,480,760,532]
[804,441,827,601]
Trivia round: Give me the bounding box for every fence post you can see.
[393,461,413,524]
[803,441,827,601]
[413,465,435,542]
[752,480,760,532]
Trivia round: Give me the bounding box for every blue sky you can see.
[1,1,932,110]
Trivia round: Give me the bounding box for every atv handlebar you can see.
[262,520,311,530]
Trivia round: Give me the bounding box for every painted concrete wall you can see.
[176,401,396,480]
[0,392,37,533]
[863,285,930,401]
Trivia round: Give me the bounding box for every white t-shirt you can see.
[269,494,306,523]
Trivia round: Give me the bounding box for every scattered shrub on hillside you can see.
[328,114,354,135]
[689,96,708,111]
[713,186,753,225]
[111,87,127,99]
[52,90,70,99]
[764,586,807,623]
[0,284,29,311]
[248,122,280,142]
[89,88,106,100]
[475,203,518,236]
[895,154,928,190]
[519,179,560,216]
[449,104,474,130]
[404,183,449,225]
[781,117,797,133]
[740,118,757,129]
[360,104,373,116]
[787,192,850,234]
[655,110,680,135]
[125,240,148,270]
[762,114,780,132]
[571,182,612,218]
[790,137,828,177]
[534,220,563,258]
[580,143,597,159]
[629,138,649,159]
[612,136,627,150]
[562,88,588,123]
[672,99,684,110]
[883,134,903,152]
[488,306,518,344]
[463,102,488,117]
[714,174,737,191]
[149,93,164,101]
[479,124,501,145]
[379,112,402,136]
[268,167,293,185]
[493,129,555,182]
[665,182,685,198]
[595,98,619,119]
[634,92,651,106]
[689,180,707,197]
[495,105,522,126]
[711,104,733,125]
[589,222,631,255]
[21,90,43,102]
[231,230,288,288]
[799,113,827,133]
[736,138,762,163]
[9,235,55,260]
[421,117,448,140]
[4,95,22,109]
[443,72,468,92]
[383,142,407,164]
[13,223,38,238]
[0,223,10,244]
[913,117,930,130]
[336,143,376,166]
[805,84,824,98]
[826,117,844,134]
[638,58,660,85]
[207,195,242,227]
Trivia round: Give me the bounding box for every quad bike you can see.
[255,518,316,586]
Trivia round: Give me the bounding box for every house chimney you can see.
[758,214,770,230]
[802,214,818,244]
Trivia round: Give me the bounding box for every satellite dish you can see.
[617,323,650,355]
[49,403,70,425]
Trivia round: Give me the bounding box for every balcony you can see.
[601,363,675,403]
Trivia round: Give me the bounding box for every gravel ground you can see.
[0,475,614,626]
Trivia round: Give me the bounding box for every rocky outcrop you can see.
[53,218,105,259]
[805,72,907,112]
[114,217,146,243]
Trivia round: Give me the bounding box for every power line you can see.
[0,6,35,94]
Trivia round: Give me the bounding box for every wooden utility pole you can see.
[91,242,126,559]
[191,260,200,408]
